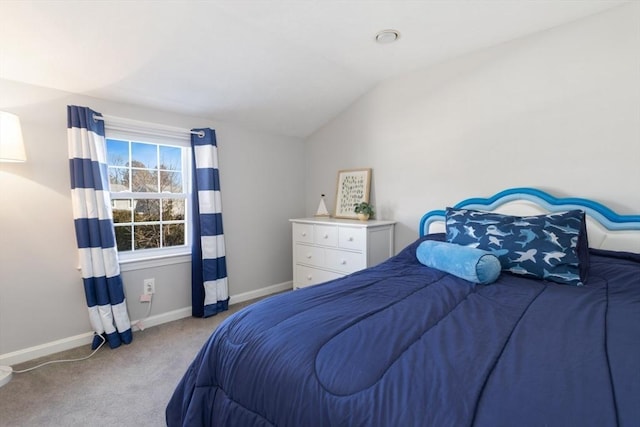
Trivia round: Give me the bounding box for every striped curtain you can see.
[67,105,132,349]
[191,128,229,317]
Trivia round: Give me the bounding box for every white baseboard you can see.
[130,306,193,332]
[229,280,292,305]
[0,281,292,367]
[0,332,96,367]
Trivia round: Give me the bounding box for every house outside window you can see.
[106,132,191,265]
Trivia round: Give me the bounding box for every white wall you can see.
[305,3,640,250]
[0,79,306,358]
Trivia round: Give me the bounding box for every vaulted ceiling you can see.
[0,1,627,137]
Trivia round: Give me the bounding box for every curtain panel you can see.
[67,105,132,349]
[191,128,229,317]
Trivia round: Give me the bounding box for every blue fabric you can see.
[73,218,116,249]
[195,168,220,191]
[166,236,640,426]
[203,299,229,318]
[416,240,500,284]
[68,158,109,191]
[190,128,229,318]
[67,105,132,349]
[199,213,224,236]
[446,208,588,286]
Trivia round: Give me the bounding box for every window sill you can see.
[119,252,191,272]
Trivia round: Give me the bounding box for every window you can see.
[106,136,190,261]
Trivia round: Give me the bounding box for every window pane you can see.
[134,225,160,249]
[131,169,158,192]
[112,199,133,223]
[107,139,129,167]
[160,171,182,193]
[109,167,130,192]
[134,199,160,222]
[160,146,182,171]
[163,224,185,247]
[162,199,185,221]
[107,133,191,257]
[132,142,157,169]
[114,225,132,252]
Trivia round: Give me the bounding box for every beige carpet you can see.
[0,299,259,427]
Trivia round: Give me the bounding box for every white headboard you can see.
[420,188,640,253]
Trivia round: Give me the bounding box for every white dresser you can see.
[290,217,396,289]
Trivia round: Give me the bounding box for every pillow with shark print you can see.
[445,208,589,286]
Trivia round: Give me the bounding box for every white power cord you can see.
[131,294,153,331]
[3,297,151,384]
[11,333,107,374]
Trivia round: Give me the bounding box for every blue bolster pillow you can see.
[416,240,501,285]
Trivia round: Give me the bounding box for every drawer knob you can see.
[307,275,312,280]
[348,237,354,242]
[323,234,329,239]
[306,254,312,259]
[302,232,307,237]
[340,259,347,265]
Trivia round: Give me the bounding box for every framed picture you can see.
[334,168,371,219]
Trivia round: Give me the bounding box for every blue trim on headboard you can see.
[419,210,446,237]
[419,187,640,237]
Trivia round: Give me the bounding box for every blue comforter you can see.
[167,236,640,427]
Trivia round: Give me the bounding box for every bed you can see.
[166,188,640,427]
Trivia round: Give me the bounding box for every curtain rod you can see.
[92,114,205,138]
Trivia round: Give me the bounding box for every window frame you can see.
[105,127,193,267]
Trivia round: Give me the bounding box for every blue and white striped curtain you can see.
[191,128,229,317]
[67,105,132,349]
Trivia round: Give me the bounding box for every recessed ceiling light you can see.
[375,29,400,44]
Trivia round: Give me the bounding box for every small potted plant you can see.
[354,202,374,221]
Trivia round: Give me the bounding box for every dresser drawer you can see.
[338,227,366,251]
[290,218,395,290]
[292,223,314,244]
[314,225,338,247]
[325,248,366,273]
[294,243,324,267]
[295,265,342,289]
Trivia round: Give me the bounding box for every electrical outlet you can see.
[143,278,155,295]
